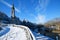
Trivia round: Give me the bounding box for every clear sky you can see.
[0,0,60,24]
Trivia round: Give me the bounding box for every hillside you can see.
[45,18,60,28]
[44,18,60,35]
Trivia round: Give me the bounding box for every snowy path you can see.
[0,25,35,40]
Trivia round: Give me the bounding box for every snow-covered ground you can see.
[33,32,54,40]
[0,24,54,40]
[0,24,35,40]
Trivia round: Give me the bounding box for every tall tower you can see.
[11,4,15,19]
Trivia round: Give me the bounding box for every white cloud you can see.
[30,13,46,24]
[0,0,12,7]
[34,0,50,24]
[35,0,50,13]
[35,14,46,24]
[0,0,20,13]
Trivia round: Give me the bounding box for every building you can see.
[10,4,22,25]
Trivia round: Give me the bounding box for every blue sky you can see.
[0,0,60,24]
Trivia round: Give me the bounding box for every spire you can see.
[11,1,15,19]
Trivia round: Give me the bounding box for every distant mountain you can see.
[0,12,9,20]
[50,18,60,23]
[0,11,10,24]
[45,18,60,30]
[45,18,60,25]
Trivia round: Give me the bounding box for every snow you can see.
[0,24,54,40]
[0,27,10,37]
[33,32,54,40]
[0,25,36,40]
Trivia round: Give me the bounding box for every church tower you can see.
[11,4,15,19]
